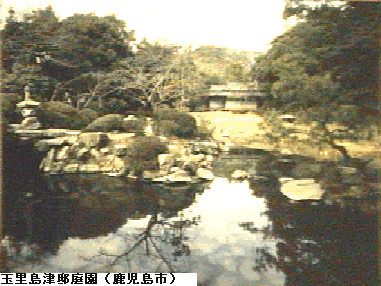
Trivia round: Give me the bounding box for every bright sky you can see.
[2,0,287,51]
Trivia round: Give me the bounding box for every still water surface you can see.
[3,156,378,285]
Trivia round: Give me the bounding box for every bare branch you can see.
[148,236,175,272]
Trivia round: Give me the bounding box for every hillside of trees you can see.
[1,6,255,126]
[1,2,379,154]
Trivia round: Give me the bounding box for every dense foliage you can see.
[1,7,134,101]
[82,114,125,132]
[38,101,95,129]
[253,0,380,159]
[255,1,379,114]
[189,45,254,85]
[1,6,254,126]
[82,113,147,134]
[153,109,198,138]
[125,136,169,174]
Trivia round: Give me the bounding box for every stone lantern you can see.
[144,117,154,136]
[17,85,41,130]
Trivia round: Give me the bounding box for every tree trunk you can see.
[83,93,97,109]
[323,123,351,161]
[50,85,60,101]
[328,142,351,160]
[98,95,102,108]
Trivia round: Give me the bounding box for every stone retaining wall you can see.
[39,132,218,181]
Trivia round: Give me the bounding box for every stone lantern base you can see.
[20,116,41,130]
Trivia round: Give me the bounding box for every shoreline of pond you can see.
[4,120,380,209]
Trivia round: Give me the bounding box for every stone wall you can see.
[39,132,218,181]
[40,132,135,174]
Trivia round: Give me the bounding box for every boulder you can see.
[158,154,175,170]
[40,148,57,171]
[280,178,325,200]
[77,148,90,160]
[114,145,128,157]
[185,154,205,163]
[231,170,249,180]
[98,155,119,171]
[199,155,214,169]
[63,164,80,172]
[153,169,192,183]
[196,168,214,181]
[100,148,111,155]
[77,132,109,148]
[56,146,71,161]
[191,141,219,155]
[79,164,102,172]
[110,156,126,172]
[108,133,135,145]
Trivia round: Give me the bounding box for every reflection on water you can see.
[2,154,378,285]
[248,182,379,285]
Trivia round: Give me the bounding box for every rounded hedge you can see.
[83,114,148,133]
[79,108,100,123]
[125,136,169,174]
[153,119,179,137]
[152,109,197,138]
[121,117,146,134]
[83,114,124,132]
[39,101,95,129]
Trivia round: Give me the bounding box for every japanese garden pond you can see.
[2,154,378,285]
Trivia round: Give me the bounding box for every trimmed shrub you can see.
[193,117,216,140]
[39,101,90,129]
[121,117,146,134]
[125,136,169,174]
[83,114,124,132]
[153,109,197,138]
[1,94,23,124]
[79,108,100,124]
[153,120,180,137]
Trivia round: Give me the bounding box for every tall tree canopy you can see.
[190,45,253,85]
[1,7,135,104]
[54,13,134,72]
[1,6,60,73]
[253,0,380,159]
[254,0,379,114]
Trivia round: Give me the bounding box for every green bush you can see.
[1,94,23,124]
[39,101,91,129]
[153,119,180,137]
[125,136,169,174]
[79,108,100,124]
[121,117,146,134]
[83,114,148,134]
[153,109,197,138]
[193,117,215,140]
[127,136,168,159]
[83,114,124,132]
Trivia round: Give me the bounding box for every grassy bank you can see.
[191,111,380,161]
